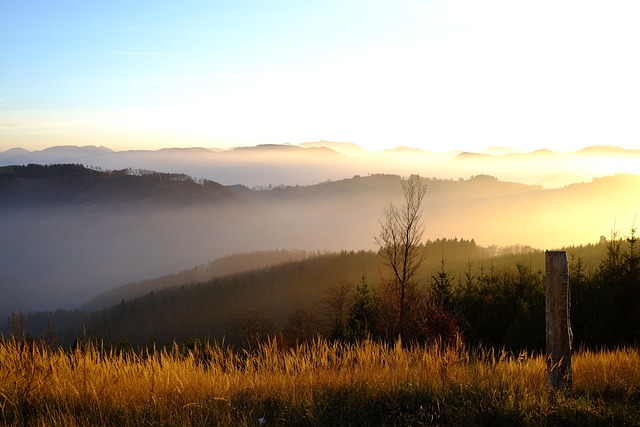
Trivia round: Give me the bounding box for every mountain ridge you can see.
[3,142,639,188]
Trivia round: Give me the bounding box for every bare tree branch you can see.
[375,175,427,338]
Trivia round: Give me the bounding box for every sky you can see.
[1,0,640,154]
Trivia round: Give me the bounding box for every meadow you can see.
[1,338,639,426]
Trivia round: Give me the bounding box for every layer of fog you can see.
[2,172,638,319]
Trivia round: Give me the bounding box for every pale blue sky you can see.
[1,0,639,153]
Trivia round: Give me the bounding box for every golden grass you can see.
[1,338,639,426]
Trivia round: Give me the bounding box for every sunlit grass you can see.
[1,338,639,425]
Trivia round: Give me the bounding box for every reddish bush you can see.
[408,300,460,346]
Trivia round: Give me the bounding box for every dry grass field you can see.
[1,338,639,426]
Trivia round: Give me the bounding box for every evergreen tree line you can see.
[227,228,638,352]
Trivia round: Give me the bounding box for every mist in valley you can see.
[1,158,639,321]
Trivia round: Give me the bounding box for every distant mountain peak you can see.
[298,141,367,155]
[157,147,213,154]
[529,148,556,155]
[40,145,113,153]
[0,147,29,156]
[577,145,639,155]
[481,146,523,156]
[230,143,342,157]
[231,144,302,152]
[454,151,490,159]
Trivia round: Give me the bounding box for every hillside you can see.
[85,237,505,314]
[84,249,310,310]
[0,163,242,208]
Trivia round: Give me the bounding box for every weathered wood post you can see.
[545,250,572,390]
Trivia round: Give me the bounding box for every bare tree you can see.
[375,175,427,339]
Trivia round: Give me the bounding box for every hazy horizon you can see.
[2,141,639,190]
[2,140,636,155]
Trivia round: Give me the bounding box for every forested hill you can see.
[84,249,311,310]
[0,164,243,208]
[84,239,491,312]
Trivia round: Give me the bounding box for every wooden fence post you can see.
[545,250,572,390]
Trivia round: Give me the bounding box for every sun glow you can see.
[3,1,640,154]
